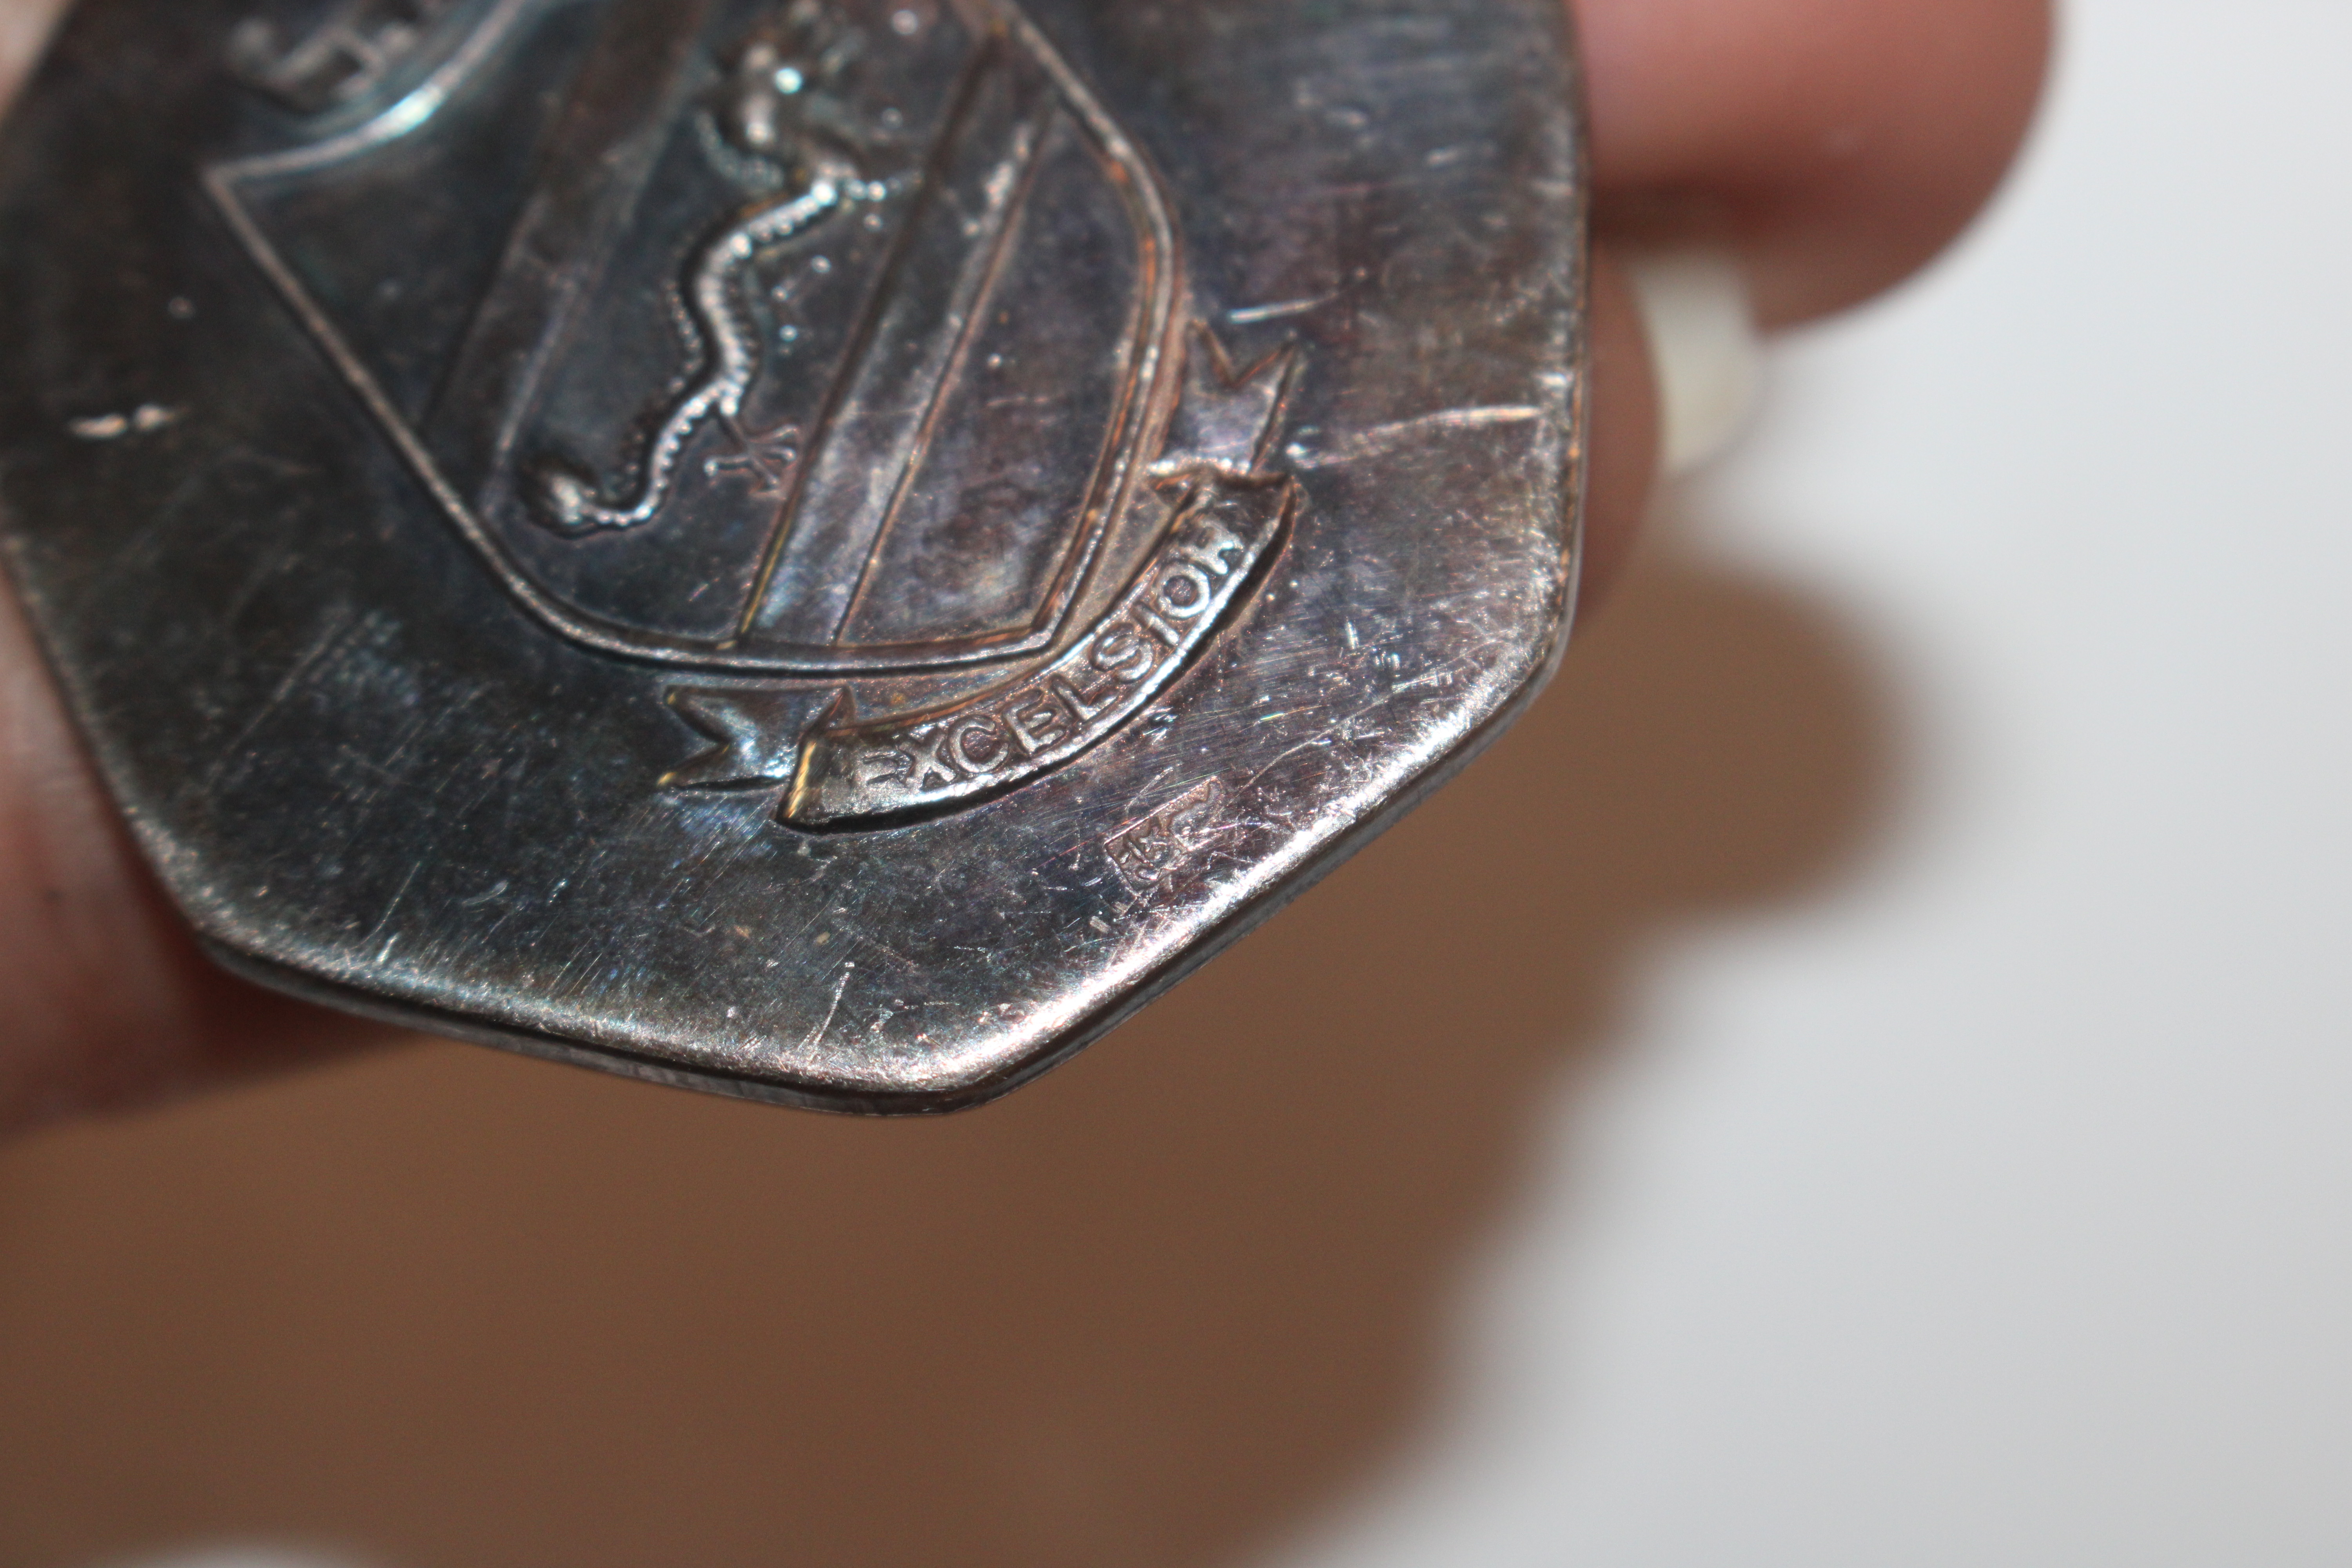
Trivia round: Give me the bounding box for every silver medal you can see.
[0,0,1588,1109]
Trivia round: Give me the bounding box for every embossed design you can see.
[210,0,1308,826]
[785,472,1292,827]
[659,687,816,790]
[1105,777,1229,886]
[703,421,805,501]
[229,0,465,114]
[209,0,1191,676]
[536,4,893,534]
[661,331,1301,827]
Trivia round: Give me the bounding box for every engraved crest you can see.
[208,0,1225,672]
[0,0,1585,1104]
[208,0,1301,825]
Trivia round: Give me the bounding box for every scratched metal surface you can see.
[0,0,1585,1111]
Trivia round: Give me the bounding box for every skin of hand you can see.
[0,0,2052,1135]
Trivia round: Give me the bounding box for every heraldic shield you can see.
[0,0,1582,1105]
[207,0,1193,675]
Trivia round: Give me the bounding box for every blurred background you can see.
[4,0,2349,1563]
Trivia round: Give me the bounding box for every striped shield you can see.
[212,0,1181,675]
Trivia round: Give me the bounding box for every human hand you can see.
[0,0,2049,1134]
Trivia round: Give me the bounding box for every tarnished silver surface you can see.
[0,0,1587,1111]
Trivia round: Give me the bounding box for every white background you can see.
[1275,0,2352,1562]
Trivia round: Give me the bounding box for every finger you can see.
[0,0,65,105]
[1578,249,1662,607]
[0,585,393,1133]
[1578,0,2054,327]
[0,0,398,1134]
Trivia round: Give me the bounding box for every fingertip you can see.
[0,587,378,1136]
[1575,246,1661,612]
[1577,0,2054,324]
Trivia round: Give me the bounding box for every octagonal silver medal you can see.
[0,0,1588,1109]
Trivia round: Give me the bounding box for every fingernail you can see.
[1620,244,1764,476]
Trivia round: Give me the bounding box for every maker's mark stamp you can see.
[1106,778,1231,886]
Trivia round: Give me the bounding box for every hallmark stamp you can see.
[1105,778,1230,886]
